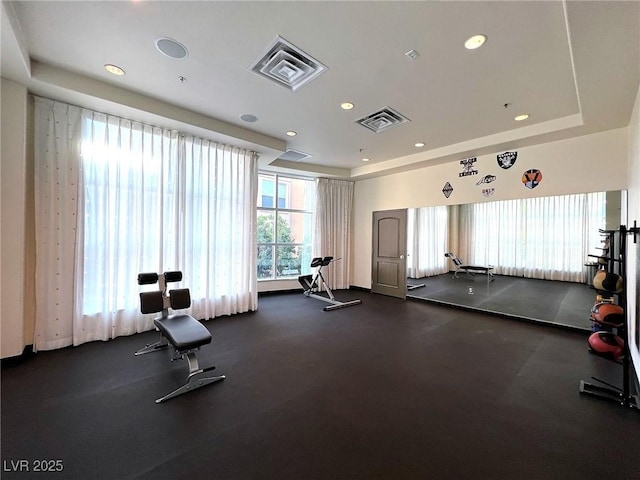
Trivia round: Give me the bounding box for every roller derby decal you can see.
[458,157,478,177]
[497,151,517,169]
[522,168,542,189]
[442,182,453,199]
[476,174,496,197]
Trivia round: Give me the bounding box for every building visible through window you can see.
[257,173,315,280]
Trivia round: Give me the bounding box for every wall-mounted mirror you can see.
[405,190,625,332]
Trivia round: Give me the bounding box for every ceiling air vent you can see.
[277,149,312,162]
[355,107,410,133]
[249,36,327,91]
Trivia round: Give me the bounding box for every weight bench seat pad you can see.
[154,315,212,350]
[460,265,493,273]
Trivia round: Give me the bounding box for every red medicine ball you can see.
[590,302,624,327]
[588,332,624,358]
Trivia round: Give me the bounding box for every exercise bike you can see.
[298,256,362,311]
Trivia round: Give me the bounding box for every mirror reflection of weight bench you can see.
[445,253,495,287]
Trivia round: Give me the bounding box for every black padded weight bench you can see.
[445,252,495,286]
[135,271,225,403]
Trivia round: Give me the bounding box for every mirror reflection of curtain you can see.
[33,97,258,351]
[407,206,449,278]
[459,192,606,281]
[314,178,354,289]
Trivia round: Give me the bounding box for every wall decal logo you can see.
[522,169,543,189]
[442,182,453,198]
[497,151,517,169]
[459,157,478,177]
[476,174,496,186]
[482,188,495,197]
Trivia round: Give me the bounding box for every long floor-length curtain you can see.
[33,98,83,351]
[314,178,354,289]
[180,138,258,318]
[34,97,258,351]
[459,192,606,281]
[407,206,449,278]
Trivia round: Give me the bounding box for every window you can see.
[257,173,315,280]
[80,113,258,318]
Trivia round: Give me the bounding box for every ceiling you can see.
[2,1,639,179]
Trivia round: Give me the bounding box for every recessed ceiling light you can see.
[155,37,189,59]
[362,158,370,162]
[414,142,425,148]
[240,114,258,123]
[514,114,530,121]
[286,131,297,137]
[464,34,487,50]
[104,64,125,76]
[341,102,354,110]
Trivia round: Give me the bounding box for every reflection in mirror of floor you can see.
[407,273,596,332]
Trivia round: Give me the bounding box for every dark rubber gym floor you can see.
[407,272,596,331]
[2,290,639,479]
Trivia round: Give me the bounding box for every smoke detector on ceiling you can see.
[249,36,327,91]
[355,107,410,133]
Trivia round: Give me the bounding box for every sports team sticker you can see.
[522,169,542,189]
[476,174,496,186]
[497,151,517,169]
[442,182,453,198]
[458,157,478,177]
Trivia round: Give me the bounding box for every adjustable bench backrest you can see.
[137,272,211,351]
[445,252,463,268]
[140,290,165,314]
[169,288,191,310]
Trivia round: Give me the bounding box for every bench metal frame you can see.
[298,257,362,311]
[136,271,225,403]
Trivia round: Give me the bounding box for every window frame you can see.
[257,172,315,281]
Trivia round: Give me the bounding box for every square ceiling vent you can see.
[276,149,312,162]
[249,36,327,91]
[355,107,410,133]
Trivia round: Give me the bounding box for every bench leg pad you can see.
[134,339,169,356]
[155,351,225,404]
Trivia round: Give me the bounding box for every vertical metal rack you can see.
[579,224,639,409]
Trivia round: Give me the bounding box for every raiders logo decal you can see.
[497,151,517,169]
[459,157,478,177]
[442,182,453,198]
[522,169,542,189]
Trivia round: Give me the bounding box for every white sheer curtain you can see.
[33,98,83,351]
[459,192,606,281]
[407,206,449,278]
[33,97,258,350]
[314,178,354,289]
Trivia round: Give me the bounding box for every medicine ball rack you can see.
[579,224,639,410]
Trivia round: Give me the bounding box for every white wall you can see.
[626,85,640,387]
[1,78,29,358]
[352,128,628,288]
